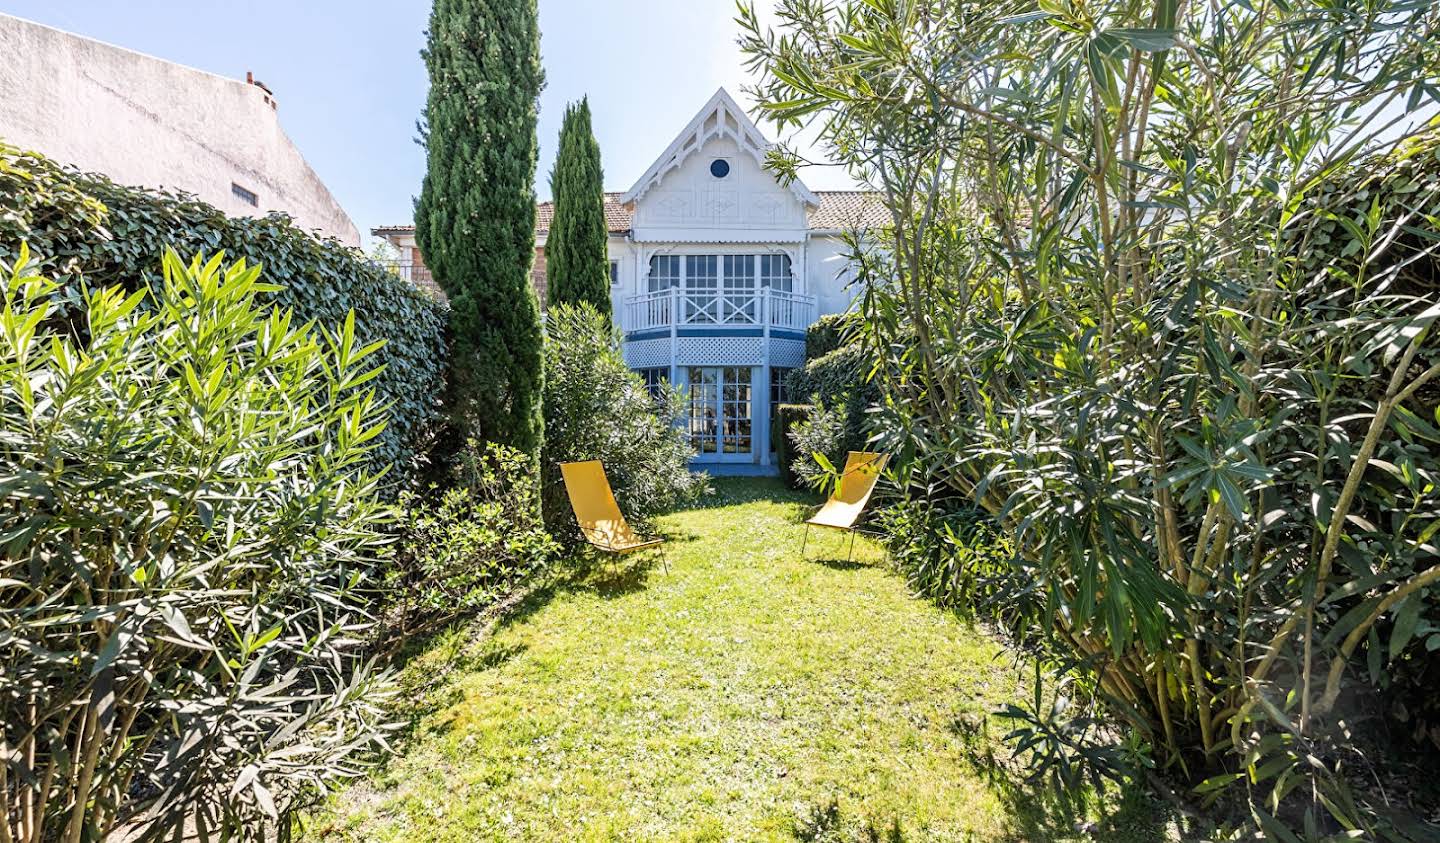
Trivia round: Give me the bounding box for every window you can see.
[769,367,796,453]
[635,367,669,400]
[722,254,757,323]
[231,183,259,207]
[770,367,795,407]
[610,260,620,286]
[760,254,793,292]
[709,159,731,178]
[648,254,680,292]
[685,255,719,322]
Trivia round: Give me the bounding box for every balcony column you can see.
[758,287,772,465]
[668,286,679,386]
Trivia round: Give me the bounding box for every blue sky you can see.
[3,0,856,244]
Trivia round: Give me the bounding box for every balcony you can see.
[623,288,816,334]
[378,259,433,286]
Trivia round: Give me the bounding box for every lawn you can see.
[311,479,1171,842]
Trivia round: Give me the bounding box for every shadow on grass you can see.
[689,476,818,510]
[947,716,1177,842]
[791,797,908,842]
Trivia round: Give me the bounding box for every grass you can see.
[310,479,1172,842]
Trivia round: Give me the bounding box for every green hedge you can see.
[804,312,850,359]
[772,403,813,489]
[0,142,448,485]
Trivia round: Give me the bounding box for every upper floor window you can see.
[709,159,731,179]
[760,254,793,292]
[610,260,620,286]
[231,182,259,207]
[648,255,681,292]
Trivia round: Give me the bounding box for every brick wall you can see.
[404,246,549,308]
[531,246,548,309]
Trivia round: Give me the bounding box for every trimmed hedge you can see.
[0,142,448,485]
[772,403,813,489]
[804,312,850,359]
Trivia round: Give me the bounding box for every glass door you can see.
[686,367,753,461]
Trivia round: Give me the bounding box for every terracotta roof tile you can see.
[536,192,632,235]
[807,191,889,230]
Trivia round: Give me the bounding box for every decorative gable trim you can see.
[620,87,818,209]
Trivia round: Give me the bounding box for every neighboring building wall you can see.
[0,14,360,246]
[531,245,548,307]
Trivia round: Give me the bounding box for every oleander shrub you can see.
[785,340,881,487]
[540,302,706,536]
[0,248,397,842]
[746,0,1440,836]
[875,493,1012,616]
[0,142,448,484]
[387,441,558,636]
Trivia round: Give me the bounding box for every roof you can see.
[808,191,889,230]
[371,190,885,241]
[621,87,818,208]
[535,192,632,235]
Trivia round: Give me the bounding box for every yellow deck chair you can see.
[559,460,668,572]
[801,451,889,561]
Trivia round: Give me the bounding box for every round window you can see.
[709,159,731,179]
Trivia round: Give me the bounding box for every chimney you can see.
[245,71,278,110]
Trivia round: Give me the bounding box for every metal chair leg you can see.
[801,522,810,557]
[659,545,670,575]
[847,528,857,562]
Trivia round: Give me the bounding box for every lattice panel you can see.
[770,340,805,368]
[622,338,672,369]
[676,337,764,367]
[623,336,807,369]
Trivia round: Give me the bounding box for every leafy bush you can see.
[874,493,1012,618]
[746,0,1440,835]
[805,312,851,359]
[540,302,706,534]
[0,142,448,485]
[0,248,396,842]
[388,441,558,635]
[788,398,848,490]
[785,342,881,487]
[772,403,813,489]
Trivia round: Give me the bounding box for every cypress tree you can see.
[546,98,611,315]
[415,0,545,460]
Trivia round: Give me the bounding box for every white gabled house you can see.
[376,88,884,475]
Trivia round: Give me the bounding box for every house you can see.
[375,88,886,474]
[0,14,360,246]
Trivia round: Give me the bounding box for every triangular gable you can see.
[621,87,818,208]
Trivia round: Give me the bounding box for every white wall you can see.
[0,14,360,247]
[632,136,807,236]
[806,235,857,317]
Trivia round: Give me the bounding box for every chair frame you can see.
[558,460,670,574]
[799,452,888,563]
[576,523,669,574]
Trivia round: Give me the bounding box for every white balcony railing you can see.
[378,259,434,287]
[624,288,816,333]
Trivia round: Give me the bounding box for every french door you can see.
[686,367,754,461]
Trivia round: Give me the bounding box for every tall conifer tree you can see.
[415,0,545,459]
[546,98,611,315]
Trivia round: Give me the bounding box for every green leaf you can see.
[1104,27,1177,52]
[1389,596,1422,661]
